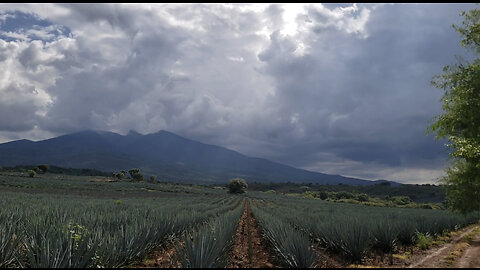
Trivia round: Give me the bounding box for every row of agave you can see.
[251,194,480,263]
[0,191,241,268]
[250,201,318,268]
[175,199,245,268]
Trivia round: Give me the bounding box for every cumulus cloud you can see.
[0,3,476,183]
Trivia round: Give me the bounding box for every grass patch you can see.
[416,233,433,250]
[444,242,470,267]
[461,226,480,243]
[392,254,409,260]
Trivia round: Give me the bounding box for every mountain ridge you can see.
[0,129,400,186]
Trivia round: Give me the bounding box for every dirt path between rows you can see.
[227,200,275,268]
[408,225,479,268]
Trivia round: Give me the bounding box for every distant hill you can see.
[0,129,400,185]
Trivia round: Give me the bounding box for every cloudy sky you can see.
[0,3,477,184]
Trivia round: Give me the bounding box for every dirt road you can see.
[408,224,480,268]
[455,228,480,268]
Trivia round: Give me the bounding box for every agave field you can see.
[249,194,480,265]
[0,190,245,268]
[1,173,480,268]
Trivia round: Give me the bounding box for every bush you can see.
[416,232,432,250]
[149,175,157,182]
[303,191,316,199]
[128,169,143,181]
[356,193,369,202]
[114,172,125,180]
[28,170,36,178]
[227,178,247,194]
[37,164,50,173]
[318,191,328,200]
[389,196,413,205]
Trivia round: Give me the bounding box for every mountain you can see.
[0,129,399,185]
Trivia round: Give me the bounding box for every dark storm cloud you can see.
[251,4,474,181]
[0,4,476,183]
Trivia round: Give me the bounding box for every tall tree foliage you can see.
[429,8,480,214]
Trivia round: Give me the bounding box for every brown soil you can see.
[455,228,480,268]
[130,239,181,268]
[227,200,276,268]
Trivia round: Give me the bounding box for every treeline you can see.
[300,190,444,210]
[0,165,112,177]
[246,181,445,203]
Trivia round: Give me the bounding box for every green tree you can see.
[149,175,157,182]
[227,178,248,194]
[128,168,143,181]
[429,8,480,214]
[28,170,36,178]
[114,171,125,180]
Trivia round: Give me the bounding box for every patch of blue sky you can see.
[0,10,71,42]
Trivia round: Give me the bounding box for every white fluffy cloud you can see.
[0,3,476,183]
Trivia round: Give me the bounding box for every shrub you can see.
[227,178,247,194]
[389,196,413,205]
[114,172,125,180]
[128,169,143,181]
[356,193,369,202]
[416,232,432,250]
[149,175,157,182]
[318,191,328,200]
[37,164,50,173]
[303,191,316,199]
[28,170,36,178]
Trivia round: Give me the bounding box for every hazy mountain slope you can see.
[0,130,398,185]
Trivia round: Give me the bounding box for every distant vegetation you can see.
[297,190,444,210]
[246,181,446,203]
[27,169,35,178]
[128,168,144,181]
[1,165,112,177]
[227,178,248,194]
